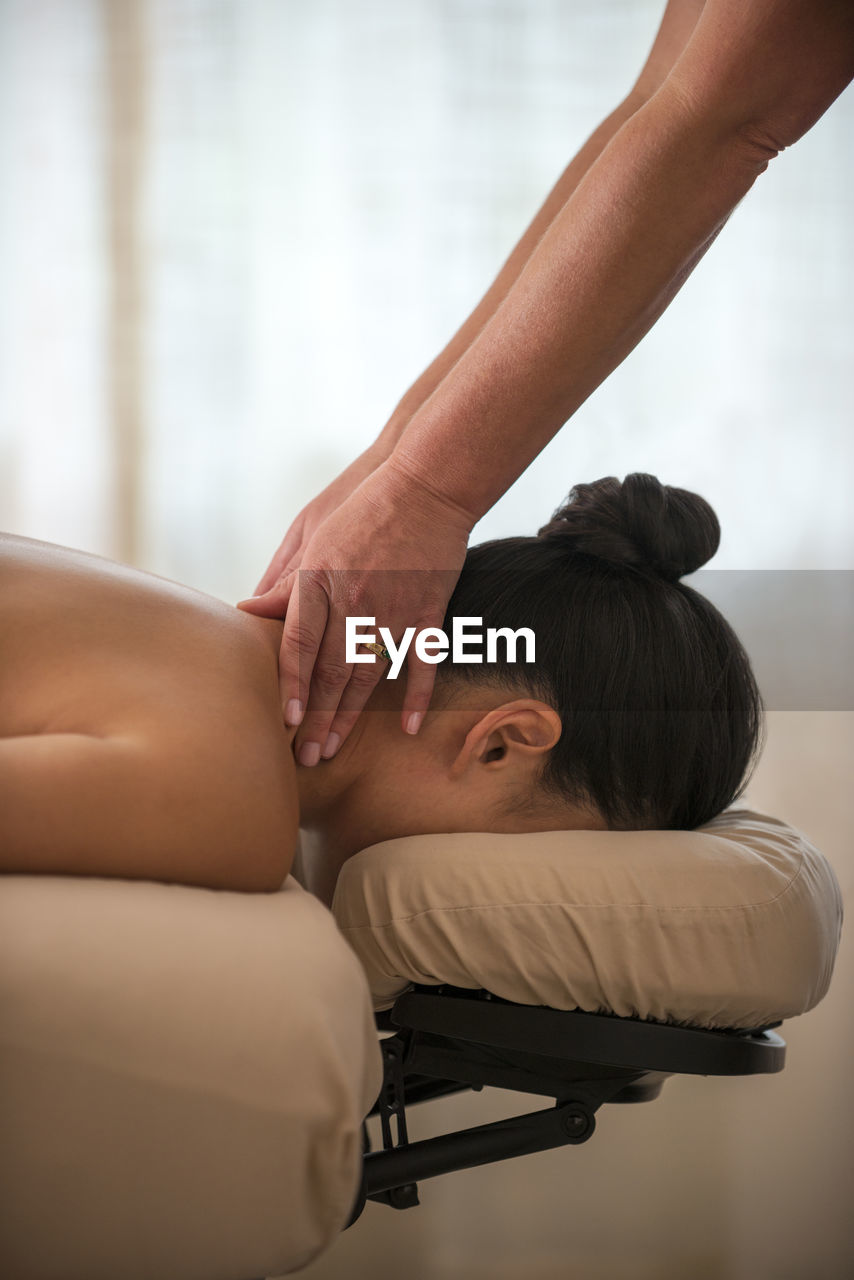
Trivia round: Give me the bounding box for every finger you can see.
[277,573,331,729]
[400,641,440,736]
[236,572,295,617]
[316,658,388,758]
[292,613,361,765]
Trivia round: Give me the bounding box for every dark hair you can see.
[441,473,765,831]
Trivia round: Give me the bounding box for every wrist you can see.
[373,451,478,537]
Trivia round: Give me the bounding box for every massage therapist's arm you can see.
[247,3,699,602]
[242,0,854,764]
[242,0,706,744]
[356,0,710,470]
[388,0,854,521]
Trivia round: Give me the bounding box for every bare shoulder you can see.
[0,728,297,893]
[0,533,297,891]
[0,531,246,628]
[0,530,285,728]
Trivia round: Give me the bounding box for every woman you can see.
[0,473,763,894]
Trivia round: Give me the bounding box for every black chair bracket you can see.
[345,985,786,1227]
[353,1026,638,1221]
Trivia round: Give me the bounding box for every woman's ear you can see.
[450,699,562,776]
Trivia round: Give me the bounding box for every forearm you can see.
[373,1,709,458]
[373,91,649,454]
[377,0,854,522]
[386,92,754,520]
[385,66,846,520]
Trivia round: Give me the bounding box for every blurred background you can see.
[2,0,853,591]
[0,1,851,1277]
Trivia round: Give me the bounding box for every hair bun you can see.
[537,473,720,581]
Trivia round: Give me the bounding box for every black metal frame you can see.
[347,984,786,1224]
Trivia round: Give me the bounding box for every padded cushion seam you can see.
[340,843,809,930]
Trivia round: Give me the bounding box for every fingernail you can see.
[321,732,341,759]
[285,699,304,726]
[405,712,423,736]
[299,741,321,767]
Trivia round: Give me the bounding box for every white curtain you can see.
[1,0,852,607]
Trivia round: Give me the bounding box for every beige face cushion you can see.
[332,806,843,1029]
[0,875,382,1280]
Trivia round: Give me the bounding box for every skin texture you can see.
[0,535,297,892]
[0,536,600,894]
[240,0,854,762]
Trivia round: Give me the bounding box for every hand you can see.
[239,458,472,764]
[251,445,386,598]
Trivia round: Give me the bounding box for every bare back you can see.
[0,534,298,890]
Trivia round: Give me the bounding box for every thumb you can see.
[237,574,294,618]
